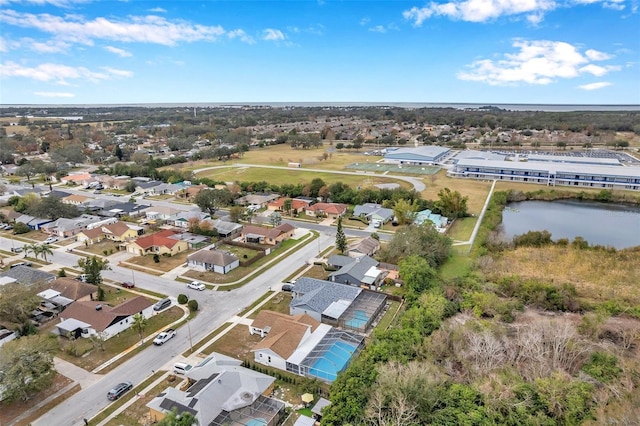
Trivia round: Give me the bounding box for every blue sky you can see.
[0,0,638,105]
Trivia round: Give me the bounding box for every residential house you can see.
[169,209,210,229]
[177,184,208,200]
[146,353,283,426]
[102,221,143,242]
[305,202,347,218]
[143,205,182,221]
[187,249,239,274]
[75,227,106,244]
[353,203,395,224]
[209,218,243,238]
[347,236,381,258]
[60,173,95,186]
[15,214,52,230]
[98,202,150,218]
[167,232,208,249]
[266,198,311,213]
[56,295,154,340]
[0,266,56,286]
[37,289,74,313]
[234,193,280,207]
[135,180,163,194]
[148,182,183,196]
[327,255,385,288]
[414,209,449,231]
[49,277,97,301]
[41,215,116,238]
[241,223,295,245]
[62,194,92,206]
[289,278,361,322]
[126,229,189,256]
[97,175,131,190]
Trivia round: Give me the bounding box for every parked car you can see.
[187,281,206,291]
[153,328,176,345]
[77,274,89,282]
[107,381,133,400]
[10,247,23,253]
[44,236,58,244]
[153,298,172,311]
[173,362,192,375]
[121,281,135,289]
[282,284,294,292]
[10,261,32,268]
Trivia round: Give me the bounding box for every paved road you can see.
[3,231,333,426]
[193,163,426,192]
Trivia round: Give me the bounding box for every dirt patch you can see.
[202,324,262,361]
[0,373,74,426]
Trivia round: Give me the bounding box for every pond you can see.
[501,200,640,249]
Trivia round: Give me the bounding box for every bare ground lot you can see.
[125,251,191,273]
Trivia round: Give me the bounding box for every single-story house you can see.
[267,197,311,213]
[347,236,381,258]
[209,218,243,238]
[60,173,95,186]
[146,353,283,426]
[98,202,150,218]
[75,227,106,244]
[41,215,115,238]
[290,278,362,322]
[169,209,211,229]
[37,288,74,312]
[234,193,280,207]
[147,182,183,196]
[49,277,97,301]
[0,266,56,286]
[352,203,394,224]
[102,221,143,242]
[167,232,208,249]
[97,175,130,190]
[177,184,208,200]
[305,202,348,218]
[241,223,295,245]
[15,214,53,230]
[414,209,449,231]
[62,194,92,206]
[187,249,239,274]
[56,295,154,340]
[135,180,163,194]
[126,229,189,256]
[143,205,182,221]
[327,255,385,288]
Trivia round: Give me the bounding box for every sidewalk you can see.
[54,357,103,388]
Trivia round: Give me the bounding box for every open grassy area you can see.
[201,323,261,360]
[247,293,293,319]
[126,250,191,272]
[439,253,473,280]
[447,216,477,242]
[216,242,261,260]
[81,240,121,256]
[196,165,412,190]
[421,170,493,214]
[56,306,183,371]
[482,245,640,306]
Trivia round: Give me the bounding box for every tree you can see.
[228,205,244,223]
[335,216,347,254]
[23,243,39,260]
[78,256,109,285]
[380,224,451,267]
[115,145,124,161]
[125,180,137,193]
[435,188,468,219]
[194,188,234,216]
[398,255,439,297]
[157,407,199,426]
[283,199,293,216]
[393,199,419,225]
[0,282,44,323]
[0,335,58,402]
[269,211,282,227]
[27,196,79,220]
[131,313,148,342]
[36,243,54,262]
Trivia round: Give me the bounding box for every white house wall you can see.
[254,348,287,371]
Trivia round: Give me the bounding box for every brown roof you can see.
[131,229,180,249]
[268,198,310,210]
[306,203,347,214]
[79,227,105,240]
[111,295,154,315]
[50,277,96,300]
[63,194,90,203]
[103,221,131,237]
[61,296,153,332]
[251,311,320,359]
[243,224,295,239]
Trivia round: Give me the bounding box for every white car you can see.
[188,281,206,291]
[44,236,59,244]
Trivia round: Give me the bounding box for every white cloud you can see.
[369,25,387,33]
[148,7,166,13]
[100,66,133,77]
[579,81,612,90]
[28,38,71,53]
[34,91,75,97]
[404,0,557,24]
[263,28,285,41]
[457,40,620,85]
[0,61,132,84]
[0,36,20,52]
[105,45,132,57]
[0,9,235,46]
[0,0,87,6]
[227,29,255,44]
[360,17,371,26]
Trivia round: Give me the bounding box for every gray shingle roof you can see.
[0,266,56,285]
[328,256,378,282]
[290,278,361,313]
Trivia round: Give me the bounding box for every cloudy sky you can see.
[0,0,638,105]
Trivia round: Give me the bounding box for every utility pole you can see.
[187,319,194,354]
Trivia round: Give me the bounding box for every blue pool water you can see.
[345,310,369,328]
[246,419,267,426]
[308,341,357,381]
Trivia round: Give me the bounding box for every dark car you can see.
[121,281,135,289]
[282,284,294,292]
[153,298,172,311]
[107,381,133,400]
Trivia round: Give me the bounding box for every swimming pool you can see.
[345,309,369,328]
[308,340,357,381]
[245,419,267,426]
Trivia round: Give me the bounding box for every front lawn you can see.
[216,243,262,261]
[56,306,183,371]
[201,323,261,360]
[126,250,191,273]
[80,240,122,257]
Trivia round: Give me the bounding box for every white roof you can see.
[38,289,61,299]
[322,299,351,320]
[0,277,17,286]
[456,159,640,178]
[287,324,332,365]
[57,318,91,331]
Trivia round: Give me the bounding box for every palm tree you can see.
[131,313,148,342]
[23,243,38,260]
[37,243,54,262]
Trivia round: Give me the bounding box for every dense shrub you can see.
[187,299,198,312]
[177,294,188,304]
[497,277,579,312]
[581,352,622,383]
